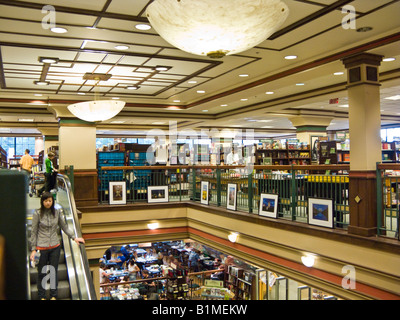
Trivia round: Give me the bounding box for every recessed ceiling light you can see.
[39,57,59,64]
[18,118,34,122]
[220,104,228,107]
[356,26,373,33]
[135,24,151,31]
[126,85,140,90]
[334,72,344,75]
[110,120,125,124]
[34,81,49,86]
[34,94,43,97]
[115,45,130,50]
[197,90,205,93]
[112,97,120,100]
[241,98,248,101]
[259,120,273,123]
[77,92,86,95]
[202,110,208,112]
[166,106,181,110]
[173,100,181,103]
[383,57,396,62]
[50,27,68,33]
[296,83,305,86]
[285,55,297,60]
[265,91,274,95]
[152,121,166,125]
[239,74,248,77]
[188,80,197,84]
[155,65,171,71]
[338,104,349,108]
[385,95,400,101]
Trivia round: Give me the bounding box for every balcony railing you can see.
[95,163,400,240]
[98,164,353,230]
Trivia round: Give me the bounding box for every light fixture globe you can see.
[67,100,126,122]
[146,0,289,58]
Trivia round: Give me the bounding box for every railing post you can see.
[376,162,382,236]
[216,167,221,207]
[64,165,74,192]
[291,165,297,221]
[248,171,253,213]
[192,166,196,201]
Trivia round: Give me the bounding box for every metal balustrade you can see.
[96,163,400,239]
[98,164,353,231]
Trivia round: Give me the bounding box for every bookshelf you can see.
[256,139,311,165]
[226,265,255,300]
[0,146,7,168]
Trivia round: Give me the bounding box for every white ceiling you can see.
[0,0,399,138]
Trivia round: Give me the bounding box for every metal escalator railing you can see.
[55,173,96,300]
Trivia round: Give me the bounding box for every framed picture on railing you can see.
[148,186,169,203]
[259,193,278,218]
[227,183,237,211]
[109,181,126,205]
[200,181,210,205]
[308,198,334,228]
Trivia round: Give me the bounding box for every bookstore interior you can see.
[99,240,341,301]
[2,127,400,171]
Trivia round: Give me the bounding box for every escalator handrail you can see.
[56,173,97,300]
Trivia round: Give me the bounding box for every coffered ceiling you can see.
[0,0,399,138]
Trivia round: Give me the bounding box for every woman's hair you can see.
[40,192,55,217]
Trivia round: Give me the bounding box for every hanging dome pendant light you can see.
[146,0,289,58]
[67,76,126,122]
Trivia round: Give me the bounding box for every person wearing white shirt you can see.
[226,148,240,165]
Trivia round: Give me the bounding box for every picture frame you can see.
[109,181,126,205]
[226,183,237,211]
[259,193,278,218]
[308,198,334,228]
[147,186,169,203]
[200,181,210,205]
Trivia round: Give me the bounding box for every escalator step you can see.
[30,280,71,300]
[29,263,68,284]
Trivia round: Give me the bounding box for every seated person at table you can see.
[120,245,131,260]
[211,264,225,281]
[213,258,222,268]
[109,252,127,269]
[188,250,200,272]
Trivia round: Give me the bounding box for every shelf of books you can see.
[256,138,310,165]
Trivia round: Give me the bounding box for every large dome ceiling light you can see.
[146,0,289,58]
[67,73,126,122]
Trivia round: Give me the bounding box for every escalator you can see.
[26,174,96,300]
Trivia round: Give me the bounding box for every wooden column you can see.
[342,53,383,237]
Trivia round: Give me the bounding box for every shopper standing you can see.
[38,152,57,196]
[30,192,85,300]
[20,149,34,193]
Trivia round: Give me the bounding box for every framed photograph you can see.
[259,193,278,218]
[147,186,169,203]
[308,198,334,228]
[226,183,237,211]
[200,181,210,205]
[109,181,126,205]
